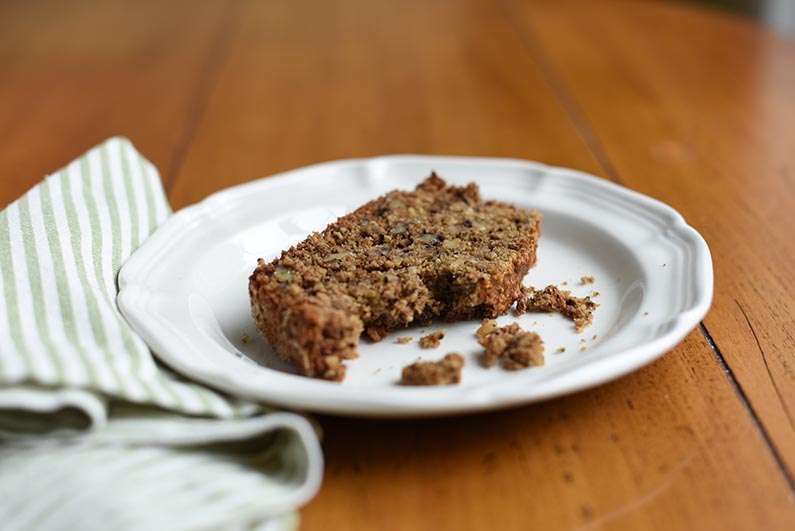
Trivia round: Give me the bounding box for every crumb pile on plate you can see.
[418,330,445,349]
[400,353,464,386]
[249,173,542,381]
[516,285,598,332]
[478,323,545,370]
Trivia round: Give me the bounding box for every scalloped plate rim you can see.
[118,155,713,417]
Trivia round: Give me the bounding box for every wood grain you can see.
[2,0,794,529]
[166,0,600,208]
[506,0,795,475]
[165,0,795,529]
[308,335,793,530]
[0,0,231,206]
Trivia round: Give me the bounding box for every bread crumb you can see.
[561,281,568,286]
[476,319,498,340]
[320,354,344,381]
[591,291,600,298]
[241,334,251,344]
[643,311,649,316]
[518,285,598,332]
[514,295,528,314]
[478,323,544,370]
[580,276,595,285]
[592,334,597,340]
[395,336,413,344]
[419,330,445,349]
[400,353,464,385]
[579,346,587,352]
[555,347,565,354]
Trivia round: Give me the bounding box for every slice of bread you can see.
[249,173,541,381]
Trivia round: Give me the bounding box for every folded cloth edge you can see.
[0,136,324,529]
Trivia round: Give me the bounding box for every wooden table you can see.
[2,1,794,529]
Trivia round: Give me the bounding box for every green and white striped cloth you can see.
[0,137,322,531]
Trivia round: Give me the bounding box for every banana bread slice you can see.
[248,173,541,381]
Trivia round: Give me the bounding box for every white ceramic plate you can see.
[118,156,712,417]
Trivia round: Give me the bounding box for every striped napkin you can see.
[0,137,322,531]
